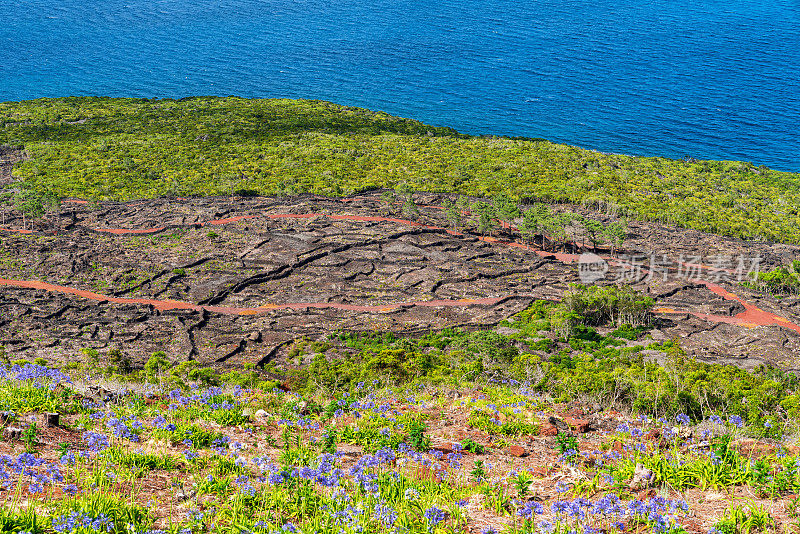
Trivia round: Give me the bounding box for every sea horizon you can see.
[1,0,798,172]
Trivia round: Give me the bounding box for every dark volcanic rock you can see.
[0,192,798,370]
[0,145,26,185]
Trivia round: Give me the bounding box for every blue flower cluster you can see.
[373,502,398,527]
[52,511,113,533]
[423,505,446,530]
[1,363,73,386]
[106,415,142,442]
[252,452,344,488]
[0,452,64,494]
[524,494,688,534]
[83,431,110,452]
[349,448,396,492]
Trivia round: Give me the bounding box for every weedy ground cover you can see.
[1,299,799,534]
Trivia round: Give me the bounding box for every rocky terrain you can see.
[0,192,798,371]
[0,145,25,185]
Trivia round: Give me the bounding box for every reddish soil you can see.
[7,209,798,331]
[0,192,798,369]
[0,277,507,315]
[0,226,33,234]
[656,281,800,335]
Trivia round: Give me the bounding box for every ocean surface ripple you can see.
[1,0,798,171]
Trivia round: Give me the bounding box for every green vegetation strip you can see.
[2,97,800,243]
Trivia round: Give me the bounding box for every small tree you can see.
[13,187,45,230]
[604,219,627,257]
[401,196,420,220]
[471,201,497,236]
[0,190,13,226]
[492,192,520,230]
[42,190,61,229]
[583,219,606,252]
[545,212,573,252]
[442,199,462,230]
[519,208,537,245]
[520,203,552,248]
[221,173,243,197]
[381,190,396,204]
[562,214,582,251]
[395,183,419,220]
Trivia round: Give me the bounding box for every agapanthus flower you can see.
[423,506,446,530]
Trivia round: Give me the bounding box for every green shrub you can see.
[144,351,170,381]
[745,261,800,295]
[561,284,654,327]
[3,97,800,243]
[405,420,431,452]
[468,410,538,437]
[460,438,485,454]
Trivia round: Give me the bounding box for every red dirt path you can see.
[655,282,800,335]
[0,277,507,315]
[2,209,799,334]
[97,227,167,235]
[0,226,32,234]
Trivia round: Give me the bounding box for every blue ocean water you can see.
[1,0,798,171]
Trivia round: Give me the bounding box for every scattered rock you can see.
[86,385,118,404]
[554,464,588,485]
[548,416,571,434]
[2,426,23,440]
[296,400,310,415]
[539,423,558,436]
[671,427,693,441]
[531,465,550,477]
[433,443,455,455]
[563,417,591,433]
[563,406,585,417]
[688,440,711,452]
[335,444,362,458]
[254,409,270,419]
[644,428,661,441]
[506,445,527,457]
[628,463,654,491]
[174,484,197,501]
